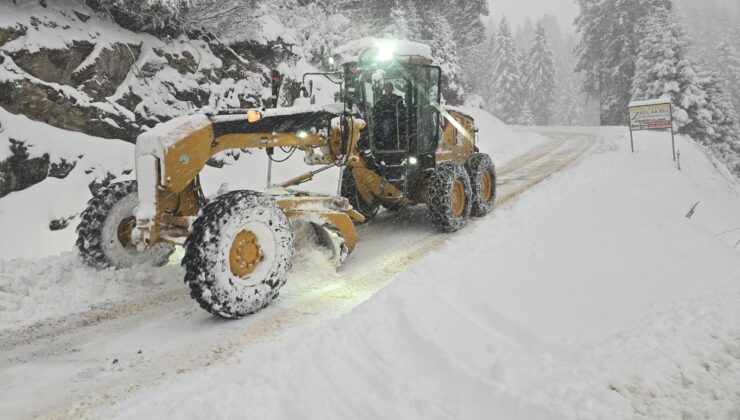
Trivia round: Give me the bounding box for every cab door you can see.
[406,65,441,193]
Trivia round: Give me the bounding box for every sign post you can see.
[628,99,676,161]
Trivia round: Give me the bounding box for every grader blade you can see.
[311,223,349,268]
[273,191,363,270]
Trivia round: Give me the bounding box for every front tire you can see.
[76,180,174,269]
[428,162,472,232]
[183,191,294,319]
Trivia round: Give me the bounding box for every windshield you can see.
[361,67,409,152]
[357,63,440,154]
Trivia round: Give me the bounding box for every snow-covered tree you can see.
[89,0,188,33]
[488,18,525,124]
[575,0,672,125]
[386,0,422,39]
[441,0,489,55]
[556,73,587,125]
[525,22,558,125]
[700,69,740,173]
[469,25,496,98]
[632,6,740,173]
[439,0,489,97]
[700,68,740,146]
[421,7,463,103]
[515,18,535,51]
[631,7,713,141]
[634,7,727,140]
[713,32,740,114]
[515,103,536,126]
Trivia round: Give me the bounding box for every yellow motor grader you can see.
[76,40,497,318]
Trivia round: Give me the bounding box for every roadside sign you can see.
[628,99,676,161]
[629,102,672,130]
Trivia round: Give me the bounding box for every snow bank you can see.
[461,105,547,163]
[110,128,740,419]
[0,253,182,329]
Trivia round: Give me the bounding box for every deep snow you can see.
[97,129,740,419]
[2,102,740,419]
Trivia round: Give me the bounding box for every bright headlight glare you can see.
[408,157,418,165]
[297,131,309,139]
[375,41,397,61]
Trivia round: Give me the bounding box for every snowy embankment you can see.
[0,107,534,329]
[109,129,740,419]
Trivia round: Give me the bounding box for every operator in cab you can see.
[373,81,406,150]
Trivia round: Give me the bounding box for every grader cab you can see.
[76,39,497,319]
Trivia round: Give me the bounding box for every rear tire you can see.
[466,153,497,217]
[76,180,174,269]
[183,191,294,319]
[341,167,379,223]
[428,162,472,232]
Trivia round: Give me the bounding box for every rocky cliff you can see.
[0,0,297,197]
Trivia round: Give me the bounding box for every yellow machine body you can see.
[132,110,366,252]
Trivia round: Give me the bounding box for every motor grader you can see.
[76,39,497,318]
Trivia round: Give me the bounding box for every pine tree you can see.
[631,6,712,142]
[525,22,558,125]
[516,103,536,126]
[632,6,740,174]
[515,18,535,51]
[557,73,587,125]
[700,69,740,173]
[386,0,422,39]
[575,0,672,125]
[488,17,524,124]
[421,7,463,103]
[470,26,496,100]
[700,68,740,146]
[430,0,488,97]
[714,31,740,115]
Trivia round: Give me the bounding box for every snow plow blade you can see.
[312,223,350,268]
[273,191,363,269]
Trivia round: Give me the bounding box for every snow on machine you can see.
[75,39,497,318]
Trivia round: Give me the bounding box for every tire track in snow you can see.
[2,132,597,419]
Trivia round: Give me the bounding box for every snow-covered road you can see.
[0,130,596,419]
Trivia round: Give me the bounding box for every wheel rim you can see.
[452,180,465,217]
[116,216,136,248]
[229,230,264,277]
[481,170,493,202]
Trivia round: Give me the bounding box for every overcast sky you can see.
[488,0,579,30]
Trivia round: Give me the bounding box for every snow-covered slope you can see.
[0,107,134,258]
[107,129,740,419]
[0,1,273,139]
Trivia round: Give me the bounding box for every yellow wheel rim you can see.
[117,216,136,248]
[229,230,263,277]
[481,170,493,202]
[452,180,465,217]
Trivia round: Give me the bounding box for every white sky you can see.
[488,0,579,30]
